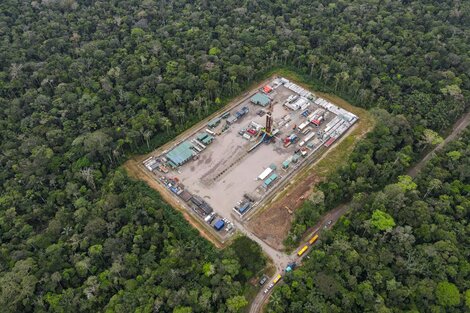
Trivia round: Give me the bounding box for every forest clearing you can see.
[126,74,368,247]
[1,1,468,312]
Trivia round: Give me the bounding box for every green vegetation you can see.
[0,0,468,312]
[1,171,264,312]
[285,109,415,246]
[283,0,469,248]
[269,130,470,312]
[369,209,395,231]
[436,281,460,307]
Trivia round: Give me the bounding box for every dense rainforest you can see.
[269,129,470,312]
[0,0,469,312]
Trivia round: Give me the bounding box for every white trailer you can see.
[299,132,316,147]
[297,121,310,131]
[194,139,206,149]
[257,167,274,180]
[206,129,216,136]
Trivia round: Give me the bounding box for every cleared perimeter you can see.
[142,77,358,240]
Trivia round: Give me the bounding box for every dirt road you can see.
[233,219,295,272]
[248,204,348,313]
[249,111,469,313]
[408,110,470,178]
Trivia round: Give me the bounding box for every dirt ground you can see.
[124,73,374,251]
[248,172,321,250]
[407,110,470,178]
[174,85,309,221]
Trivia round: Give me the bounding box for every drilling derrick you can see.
[265,102,273,135]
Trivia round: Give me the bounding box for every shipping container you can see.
[258,167,273,180]
[268,173,278,181]
[299,132,315,147]
[297,121,310,131]
[194,140,206,150]
[302,128,311,135]
[311,116,324,126]
[191,144,202,153]
[324,137,336,147]
[227,116,238,124]
[206,129,216,136]
[239,202,251,214]
[204,212,215,222]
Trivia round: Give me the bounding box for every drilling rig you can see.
[263,101,274,142]
[248,101,276,152]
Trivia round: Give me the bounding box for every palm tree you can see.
[143,129,153,149]
[270,291,282,311]
[159,117,172,133]
[307,54,319,76]
[282,49,290,64]
[320,63,329,80]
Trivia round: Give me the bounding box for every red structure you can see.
[263,85,273,94]
[324,137,336,147]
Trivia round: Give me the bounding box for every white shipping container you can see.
[304,132,316,142]
[257,167,274,180]
[194,140,206,149]
[325,116,340,131]
[300,101,311,110]
[298,121,310,131]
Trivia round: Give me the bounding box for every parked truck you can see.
[297,245,308,256]
[284,134,298,147]
[285,262,297,272]
[309,234,319,245]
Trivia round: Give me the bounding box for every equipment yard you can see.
[140,77,358,240]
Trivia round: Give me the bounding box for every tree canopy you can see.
[0,0,468,312]
[269,130,470,312]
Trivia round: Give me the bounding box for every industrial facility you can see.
[143,77,358,239]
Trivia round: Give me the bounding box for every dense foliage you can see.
[269,130,470,312]
[279,0,469,245]
[0,171,265,312]
[0,0,469,312]
[285,109,415,245]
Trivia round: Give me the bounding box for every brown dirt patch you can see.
[248,173,321,250]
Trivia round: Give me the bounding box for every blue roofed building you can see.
[166,141,195,167]
[251,92,271,107]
